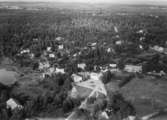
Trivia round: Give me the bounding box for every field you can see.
[0,2,167,120]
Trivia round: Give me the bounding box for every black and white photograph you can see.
[0,0,167,120]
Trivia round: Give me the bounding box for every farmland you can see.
[0,2,167,120]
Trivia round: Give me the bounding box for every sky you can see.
[0,0,166,4]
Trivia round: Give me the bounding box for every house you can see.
[71,74,83,83]
[139,45,143,50]
[90,72,103,80]
[87,42,97,47]
[109,64,117,68]
[20,49,30,54]
[49,53,55,58]
[114,26,118,33]
[137,29,144,34]
[100,111,109,119]
[58,45,64,50]
[124,65,142,73]
[151,45,164,53]
[47,47,52,52]
[38,61,50,71]
[55,37,63,41]
[107,48,111,53]
[29,53,35,59]
[115,40,122,45]
[55,68,65,74]
[139,37,145,41]
[77,63,86,70]
[6,98,23,110]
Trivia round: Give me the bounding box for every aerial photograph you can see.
[0,0,167,120]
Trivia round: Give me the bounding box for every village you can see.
[0,2,167,120]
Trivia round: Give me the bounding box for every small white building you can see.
[115,40,123,45]
[124,65,142,73]
[139,45,143,50]
[100,111,109,119]
[39,61,50,70]
[47,47,52,52]
[91,42,97,46]
[137,29,144,34]
[114,26,119,33]
[107,48,111,53]
[90,72,103,80]
[109,64,117,68]
[55,37,63,41]
[58,45,64,50]
[29,53,35,59]
[20,49,30,54]
[55,68,65,74]
[77,63,86,70]
[151,45,164,53]
[49,53,55,58]
[139,37,145,41]
[6,98,23,110]
[71,74,83,83]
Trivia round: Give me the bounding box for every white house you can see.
[38,61,50,71]
[100,111,109,119]
[29,53,35,59]
[115,40,123,45]
[151,45,164,53]
[137,29,144,34]
[139,45,143,50]
[114,26,119,33]
[71,74,83,83]
[90,72,103,80]
[77,63,86,70]
[139,37,145,41]
[47,47,52,52]
[124,65,142,73]
[107,48,111,53]
[91,42,97,46]
[58,45,64,50]
[49,53,55,58]
[55,68,65,74]
[20,49,30,54]
[109,64,117,68]
[6,98,23,110]
[123,116,136,120]
[55,37,63,41]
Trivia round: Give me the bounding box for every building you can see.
[55,37,63,41]
[115,40,123,45]
[124,65,142,73]
[71,74,83,83]
[77,63,86,70]
[47,47,52,52]
[90,72,103,80]
[109,64,117,68]
[151,45,164,53]
[58,45,64,50]
[38,61,50,71]
[20,49,30,54]
[6,98,23,110]
[49,53,55,58]
[55,68,65,74]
